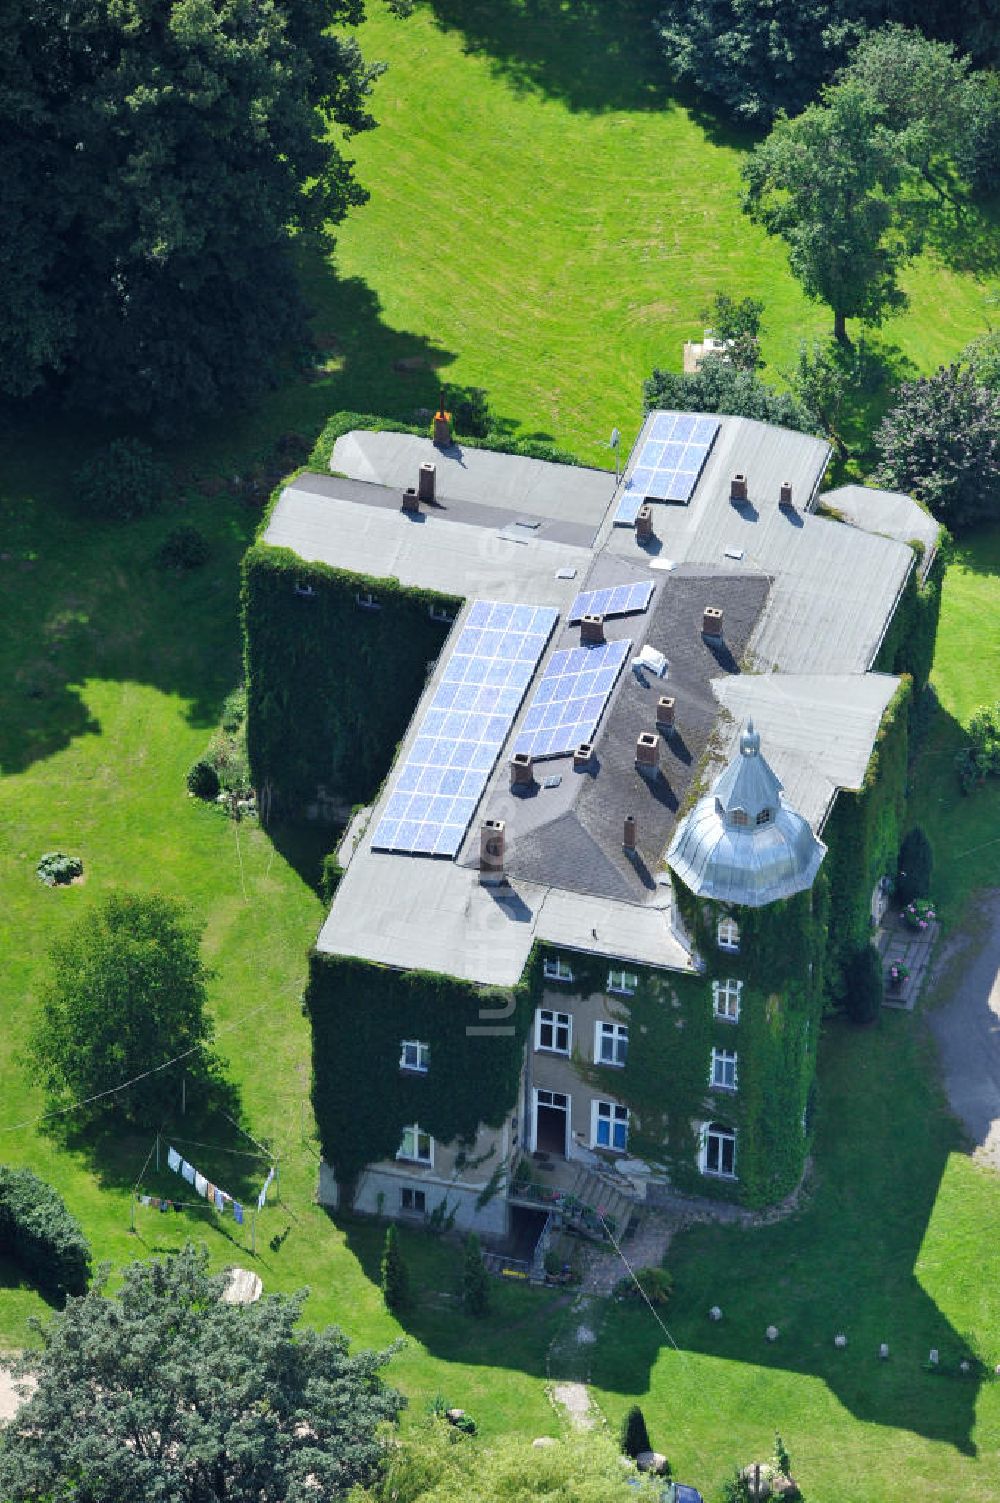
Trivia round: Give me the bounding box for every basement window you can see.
[400,1187,426,1214]
[399,1040,430,1074]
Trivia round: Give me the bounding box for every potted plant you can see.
[902,898,936,931]
[888,961,910,990]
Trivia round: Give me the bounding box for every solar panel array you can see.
[372,601,558,857]
[624,412,720,505]
[513,639,631,760]
[568,581,653,623]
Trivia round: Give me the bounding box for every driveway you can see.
[927,890,1000,1170]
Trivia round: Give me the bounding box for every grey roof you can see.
[332,430,615,534]
[820,484,939,578]
[667,723,827,907]
[604,414,915,674]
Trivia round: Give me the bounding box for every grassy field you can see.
[1,0,999,1496]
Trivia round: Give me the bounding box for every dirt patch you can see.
[0,1360,35,1423]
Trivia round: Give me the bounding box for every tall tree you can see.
[0,0,382,423]
[701,292,766,371]
[28,891,224,1127]
[741,84,915,343]
[0,1243,403,1502]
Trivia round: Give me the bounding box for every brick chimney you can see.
[779,479,794,509]
[573,742,594,771]
[433,389,453,448]
[623,814,637,853]
[418,462,437,503]
[401,485,419,513]
[635,505,654,541]
[702,605,724,639]
[656,695,676,732]
[635,731,659,777]
[479,819,505,881]
[509,752,534,790]
[580,613,605,645]
[730,473,748,502]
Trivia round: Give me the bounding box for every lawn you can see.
[0,0,999,1495]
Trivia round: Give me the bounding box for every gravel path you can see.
[926,890,1000,1170]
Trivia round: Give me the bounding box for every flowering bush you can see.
[903,899,936,931]
[889,961,910,984]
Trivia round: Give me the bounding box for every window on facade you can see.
[596,1021,628,1066]
[399,1040,430,1073]
[593,1100,629,1152]
[400,1187,426,1213]
[729,808,748,828]
[717,916,740,953]
[535,1008,571,1054]
[427,604,456,624]
[710,1048,738,1091]
[713,978,742,1022]
[543,956,574,984]
[355,590,380,611]
[607,968,638,996]
[755,808,772,826]
[397,1125,432,1164]
[703,1122,736,1178]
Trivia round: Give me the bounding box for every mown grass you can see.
[0,0,999,1492]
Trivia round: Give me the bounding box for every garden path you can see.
[926,889,1000,1169]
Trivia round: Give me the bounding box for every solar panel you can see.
[513,638,631,760]
[567,581,653,624]
[372,601,558,857]
[614,490,643,527]
[623,412,719,505]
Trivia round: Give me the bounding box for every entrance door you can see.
[534,1088,570,1156]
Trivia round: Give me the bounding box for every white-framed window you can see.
[595,1021,628,1067]
[543,955,574,984]
[397,1124,432,1164]
[729,807,748,828]
[400,1187,426,1214]
[702,1122,737,1179]
[428,603,456,624]
[713,978,742,1022]
[592,1100,629,1153]
[756,808,772,826]
[399,1040,430,1073]
[355,590,381,611]
[717,917,740,953]
[710,1048,738,1091]
[535,1008,571,1054]
[607,968,638,996]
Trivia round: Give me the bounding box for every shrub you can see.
[186,759,220,799]
[845,944,883,1025]
[320,852,344,905]
[956,701,1000,791]
[74,439,169,521]
[462,1232,490,1317]
[156,525,209,571]
[220,686,247,734]
[0,1166,91,1299]
[36,852,83,887]
[897,826,934,903]
[620,1403,651,1458]
[902,898,937,931]
[380,1224,409,1313]
[615,1266,674,1307]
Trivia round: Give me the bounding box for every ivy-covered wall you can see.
[563,881,826,1209]
[873,542,945,700]
[242,544,461,810]
[307,953,532,1192]
[821,677,912,1003]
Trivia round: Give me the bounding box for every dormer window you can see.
[729,808,748,828]
[756,808,772,827]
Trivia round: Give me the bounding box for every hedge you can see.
[0,1166,91,1299]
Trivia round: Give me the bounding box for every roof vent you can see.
[401,485,419,514]
[656,695,676,732]
[635,731,660,777]
[730,473,748,502]
[573,742,594,771]
[418,462,437,503]
[580,613,605,645]
[479,819,505,882]
[635,505,654,542]
[623,814,638,853]
[779,480,794,509]
[510,752,535,790]
[702,605,724,640]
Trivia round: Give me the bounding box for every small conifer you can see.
[381,1224,409,1312]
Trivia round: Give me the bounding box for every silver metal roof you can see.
[667,722,827,907]
[820,484,939,578]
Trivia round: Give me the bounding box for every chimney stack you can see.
[702,605,724,640]
[509,752,534,790]
[635,731,660,778]
[580,613,606,645]
[479,819,506,882]
[779,479,794,509]
[623,814,637,853]
[401,485,419,514]
[730,473,748,503]
[418,462,437,503]
[433,389,453,448]
[656,695,676,732]
[573,742,594,771]
[635,505,654,542]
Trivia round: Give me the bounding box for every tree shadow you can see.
[421,0,669,114]
[920,197,1000,280]
[266,821,342,898]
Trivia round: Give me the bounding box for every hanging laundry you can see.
[159,1199,169,1213]
[214,1189,225,1212]
[167,1146,181,1173]
[206,1183,217,1206]
[194,1172,208,1198]
[233,1203,244,1225]
[173,1201,183,1213]
[181,1160,196,1185]
[139,1195,151,1207]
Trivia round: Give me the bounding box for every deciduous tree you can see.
[643,357,814,433]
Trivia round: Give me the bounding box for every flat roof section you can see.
[820,484,940,577]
